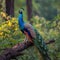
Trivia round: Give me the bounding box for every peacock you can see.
[18,9,51,60]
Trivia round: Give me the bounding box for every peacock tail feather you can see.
[33,29,51,60]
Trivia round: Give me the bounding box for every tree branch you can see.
[0,40,55,60]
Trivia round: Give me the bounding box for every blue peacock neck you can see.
[18,13,24,30]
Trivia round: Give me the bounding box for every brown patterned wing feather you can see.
[24,23,36,39]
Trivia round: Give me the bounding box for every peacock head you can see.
[19,8,24,14]
[18,8,24,23]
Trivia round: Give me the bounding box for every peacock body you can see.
[18,10,51,60]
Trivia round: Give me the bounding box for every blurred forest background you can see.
[0,0,60,60]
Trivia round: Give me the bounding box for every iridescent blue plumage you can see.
[18,11,24,30]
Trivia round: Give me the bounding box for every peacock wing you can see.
[24,23,36,39]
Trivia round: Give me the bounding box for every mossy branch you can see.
[0,39,55,60]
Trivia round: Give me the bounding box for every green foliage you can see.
[33,0,57,20]
[0,0,4,12]
[0,17,25,49]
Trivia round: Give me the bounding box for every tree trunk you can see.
[26,0,32,22]
[5,0,14,17]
